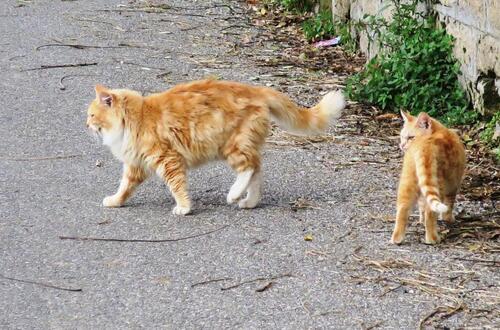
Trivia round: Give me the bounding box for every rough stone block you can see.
[477,35,500,76]
[487,0,500,35]
[331,0,350,22]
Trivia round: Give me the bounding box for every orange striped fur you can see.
[86,79,345,215]
[391,111,466,244]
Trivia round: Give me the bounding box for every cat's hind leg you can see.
[225,150,261,204]
[103,164,148,207]
[227,168,254,204]
[238,170,262,209]
[224,110,267,207]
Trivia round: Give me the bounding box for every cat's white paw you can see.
[103,195,122,208]
[238,198,259,209]
[172,205,191,215]
[226,192,239,204]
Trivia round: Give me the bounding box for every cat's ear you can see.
[416,112,432,130]
[400,110,412,122]
[95,85,115,107]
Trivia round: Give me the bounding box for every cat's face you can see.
[86,85,123,140]
[399,111,433,151]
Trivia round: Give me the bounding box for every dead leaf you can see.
[375,113,400,121]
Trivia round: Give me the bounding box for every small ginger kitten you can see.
[86,79,345,215]
[391,111,466,244]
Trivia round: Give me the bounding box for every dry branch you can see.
[59,225,229,243]
[0,274,82,292]
[221,273,292,291]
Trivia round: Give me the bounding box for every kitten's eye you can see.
[407,136,415,140]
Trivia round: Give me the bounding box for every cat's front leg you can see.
[153,154,191,215]
[103,164,148,207]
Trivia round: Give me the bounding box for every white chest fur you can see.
[102,128,128,162]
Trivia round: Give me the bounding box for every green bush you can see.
[302,11,336,41]
[302,11,357,53]
[481,113,500,160]
[345,0,475,125]
[275,0,313,13]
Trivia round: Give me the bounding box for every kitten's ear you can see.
[416,112,432,130]
[95,85,115,107]
[400,110,412,122]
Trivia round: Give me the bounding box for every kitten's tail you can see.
[415,151,449,213]
[264,89,345,135]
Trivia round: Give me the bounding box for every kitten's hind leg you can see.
[424,205,440,244]
[391,182,418,244]
[442,192,457,223]
[103,164,148,207]
[238,170,262,209]
[418,197,425,224]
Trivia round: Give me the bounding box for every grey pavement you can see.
[0,1,498,329]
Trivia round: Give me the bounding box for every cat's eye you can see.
[407,136,415,140]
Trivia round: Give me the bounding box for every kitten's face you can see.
[399,111,432,151]
[86,85,123,139]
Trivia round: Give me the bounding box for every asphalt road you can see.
[1,1,498,329]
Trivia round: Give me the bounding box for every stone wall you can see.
[332,0,500,114]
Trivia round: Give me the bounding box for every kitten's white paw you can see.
[172,205,191,215]
[103,195,122,208]
[390,232,405,245]
[238,198,259,209]
[425,233,441,245]
[443,213,455,223]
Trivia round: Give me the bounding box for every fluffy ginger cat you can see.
[86,79,345,215]
[391,111,466,244]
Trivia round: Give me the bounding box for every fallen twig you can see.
[36,43,122,51]
[221,273,292,291]
[112,58,168,71]
[59,224,229,243]
[179,25,201,32]
[353,254,414,272]
[452,257,500,267]
[378,284,403,297]
[418,303,464,330]
[0,154,83,161]
[23,62,97,71]
[59,74,95,90]
[0,274,82,292]
[255,282,273,292]
[191,277,232,288]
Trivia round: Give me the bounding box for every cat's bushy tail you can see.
[263,89,345,135]
[416,151,449,213]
